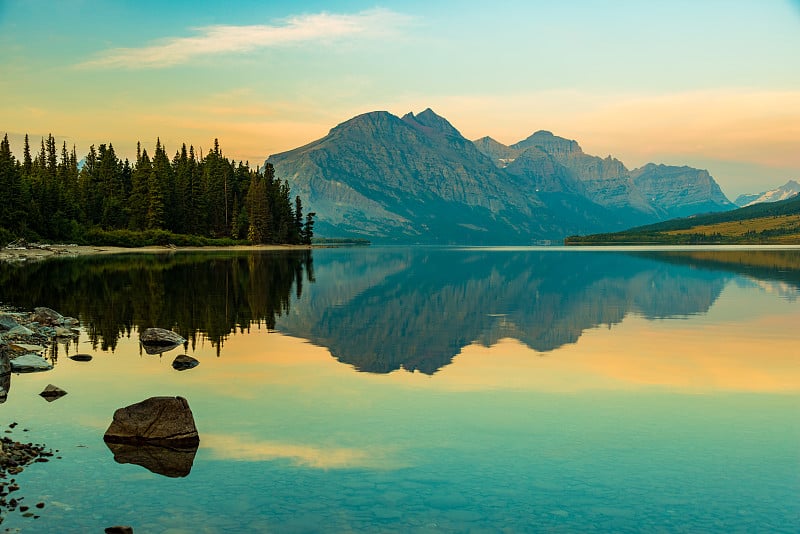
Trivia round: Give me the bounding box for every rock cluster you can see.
[0,306,79,403]
[0,423,57,524]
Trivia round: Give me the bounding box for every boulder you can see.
[0,316,19,332]
[172,354,199,371]
[9,343,45,354]
[32,307,64,326]
[105,441,198,478]
[140,328,186,355]
[103,396,199,447]
[140,328,186,347]
[5,325,34,337]
[10,353,53,373]
[69,354,93,362]
[39,384,67,402]
[0,351,10,403]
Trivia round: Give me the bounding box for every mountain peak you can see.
[330,110,396,134]
[734,179,800,207]
[511,130,583,157]
[402,108,464,139]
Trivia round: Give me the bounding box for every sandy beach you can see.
[0,243,312,263]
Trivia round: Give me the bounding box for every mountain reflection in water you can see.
[0,247,798,375]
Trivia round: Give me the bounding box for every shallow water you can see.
[1,247,798,532]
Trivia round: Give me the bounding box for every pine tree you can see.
[128,144,151,231]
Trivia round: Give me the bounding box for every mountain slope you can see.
[566,194,800,244]
[734,179,800,207]
[631,163,735,218]
[267,109,734,243]
[268,110,549,243]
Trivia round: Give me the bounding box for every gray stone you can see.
[172,354,199,371]
[54,327,76,337]
[0,316,19,332]
[6,325,33,337]
[39,383,67,401]
[62,316,80,327]
[10,353,53,373]
[140,328,185,355]
[0,351,9,403]
[9,343,45,354]
[32,307,64,326]
[103,396,199,447]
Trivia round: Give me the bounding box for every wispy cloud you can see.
[203,433,403,469]
[77,9,411,69]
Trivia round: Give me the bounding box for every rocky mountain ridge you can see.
[734,179,800,207]
[267,108,734,243]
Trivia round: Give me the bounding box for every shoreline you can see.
[0,243,313,263]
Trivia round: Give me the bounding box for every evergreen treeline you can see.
[0,133,314,246]
[0,250,315,354]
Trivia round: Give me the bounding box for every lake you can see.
[0,246,798,532]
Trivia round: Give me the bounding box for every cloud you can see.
[77,9,411,69]
[202,433,402,469]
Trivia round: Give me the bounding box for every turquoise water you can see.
[1,247,799,532]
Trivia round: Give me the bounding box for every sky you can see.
[1,0,799,198]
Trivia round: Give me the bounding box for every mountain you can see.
[566,193,800,245]
[631,163,734,218]
[267,109,734,243]
[734,179,800,207]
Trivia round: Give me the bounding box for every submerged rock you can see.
[103,396,199,447]
[39,384,67,401]
[69,354,93,362]
[105,527,134,534]
[10,353,53,373]
[172,354,199,371]
[105,441,198,478]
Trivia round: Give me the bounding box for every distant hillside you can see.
[566,194,800,245]
[267,108,734,243]
[734,180,800,207]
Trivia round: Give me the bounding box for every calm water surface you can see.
[0,247,798,532]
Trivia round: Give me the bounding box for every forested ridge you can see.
[0,133,314,246]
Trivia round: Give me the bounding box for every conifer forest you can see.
[0,134,314,246]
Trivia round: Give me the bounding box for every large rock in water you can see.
[140,328,186,346]
[103,396,199,447]
[140,328,186,355]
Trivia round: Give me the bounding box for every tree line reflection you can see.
[1,248,798,373]
[0,251,314,354]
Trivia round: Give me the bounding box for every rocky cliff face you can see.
[631,163,735,218]
[267,109,734,242]
[269,110,575,243]
[508,131,655,213]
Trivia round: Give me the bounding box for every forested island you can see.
[0,134,314,247]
